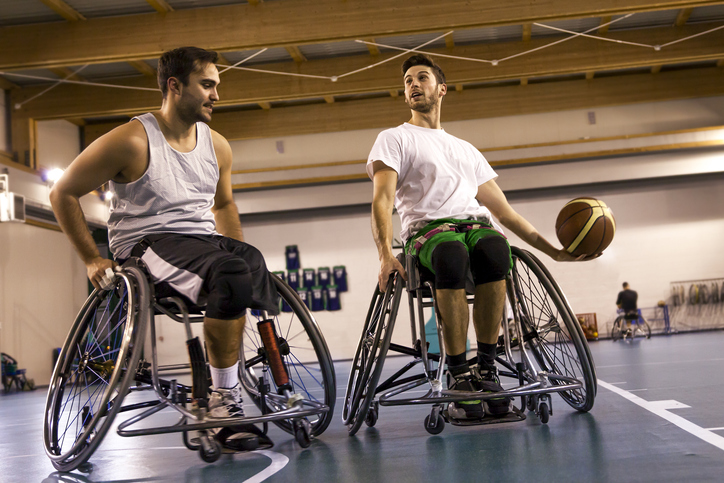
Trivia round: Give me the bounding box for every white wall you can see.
[36,119,81,171]
[0,222,88,386]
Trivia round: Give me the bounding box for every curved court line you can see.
[598,379,724,451]
[243,450,289,483]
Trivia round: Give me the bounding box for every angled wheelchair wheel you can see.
[509,248,596,413]
[635,317,652,339]
[44,266,149,472]
[240,274,336,437]
[611,316,624,341]
[343,273,403,436]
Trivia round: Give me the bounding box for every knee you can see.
[470,236,511,285]
[205,257,253,320]
[431,241,469,290]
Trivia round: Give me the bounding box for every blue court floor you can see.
[2,330,724,483]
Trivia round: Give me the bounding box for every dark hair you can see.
[401,54,445,85]
[623,282,629,288]
[157,47,219,97]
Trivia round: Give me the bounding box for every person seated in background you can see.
[616,282,639,336]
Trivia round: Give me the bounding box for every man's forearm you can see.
[50,192,101,264]
[214,203,244,242]
[371,202,394,260]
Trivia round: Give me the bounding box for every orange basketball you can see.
[555,198,615,257]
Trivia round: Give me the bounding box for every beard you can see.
[408,92,439,113]
[177,97,212,124]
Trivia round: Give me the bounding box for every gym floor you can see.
[2,331,723,483]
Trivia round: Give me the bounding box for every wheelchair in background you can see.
[44,258,336,472]
[611,309,651,341]
[343,247,596,435]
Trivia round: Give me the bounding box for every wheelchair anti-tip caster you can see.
[197,431,222,463]
[424,406,445,435]
[294,418,313,448]
[538,402,550,424]
[365,401,379,427]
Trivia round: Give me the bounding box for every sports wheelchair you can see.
[44,258,336,472]
[343,247,596,435]
[611,309,651,341]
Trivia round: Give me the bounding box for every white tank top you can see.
[108,113,219,258]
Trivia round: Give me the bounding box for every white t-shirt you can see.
[367,122,498,241]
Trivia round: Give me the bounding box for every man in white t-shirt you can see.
[367,54,581,420]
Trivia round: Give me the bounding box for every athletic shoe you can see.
[207,384,263,451]
[208,384,245,419]
[476,364,512,416]
[447,370,485,420]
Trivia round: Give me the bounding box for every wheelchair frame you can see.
[344,246,597,435]
[44,258,335,471]
[611,310,652,341]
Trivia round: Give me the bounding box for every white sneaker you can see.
[208,384,244,419]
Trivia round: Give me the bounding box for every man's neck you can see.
[408,106,442,130]
[154,105,196,144]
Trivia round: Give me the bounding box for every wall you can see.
[0,120,102,386]
[0,222,88,386]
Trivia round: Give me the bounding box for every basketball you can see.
[555,198,615,257]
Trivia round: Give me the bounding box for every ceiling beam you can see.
[285,46,307,63]
[83,67,724,144]
[38,0,86,22]
[127,60,156,76]
[364,38,380,56]
[145,0,174,14]
[522,24,532,42]
[445,32,455,49]
[4,0,722,71]
[13,23,724,120]
[0,75,19,90]
[598,16,613,34]
[675,8,693,26]
[48,67,86,82]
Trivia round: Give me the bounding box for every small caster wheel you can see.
[424,414,445,435]
[539,402,550,424]
[198,432,222,463]
[365,406,378,427]
[527,394,536,412]
[294,419,312,448]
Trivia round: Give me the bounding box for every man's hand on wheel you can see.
[378,255,407,291]
[87,257,118,290]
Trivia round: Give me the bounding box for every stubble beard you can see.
[409,92,439,114]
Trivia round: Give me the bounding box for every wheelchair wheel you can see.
[343,273,403,436]
[509,248,596,413]
[44,266,149,472]
[611,317,624,341]
[240,274,336,437]
[636,317,652,339]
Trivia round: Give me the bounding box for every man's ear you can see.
[439,82,447,98]
[167,77,182,96]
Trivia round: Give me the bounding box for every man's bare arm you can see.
[50,121,147,288]
[476,179,580,262]
[370,161,406,290]
[211,130,244,242]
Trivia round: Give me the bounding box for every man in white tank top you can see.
[368,54,584,420]
[50,47,275,450]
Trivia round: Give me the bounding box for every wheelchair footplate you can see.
[444,406,526,426]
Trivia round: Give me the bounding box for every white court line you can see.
[596,358,724,369]
[599,379,724,451]
[243,450,289,483]
[706,427,724,431]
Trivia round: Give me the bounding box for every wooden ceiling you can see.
[2,0,724,170]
